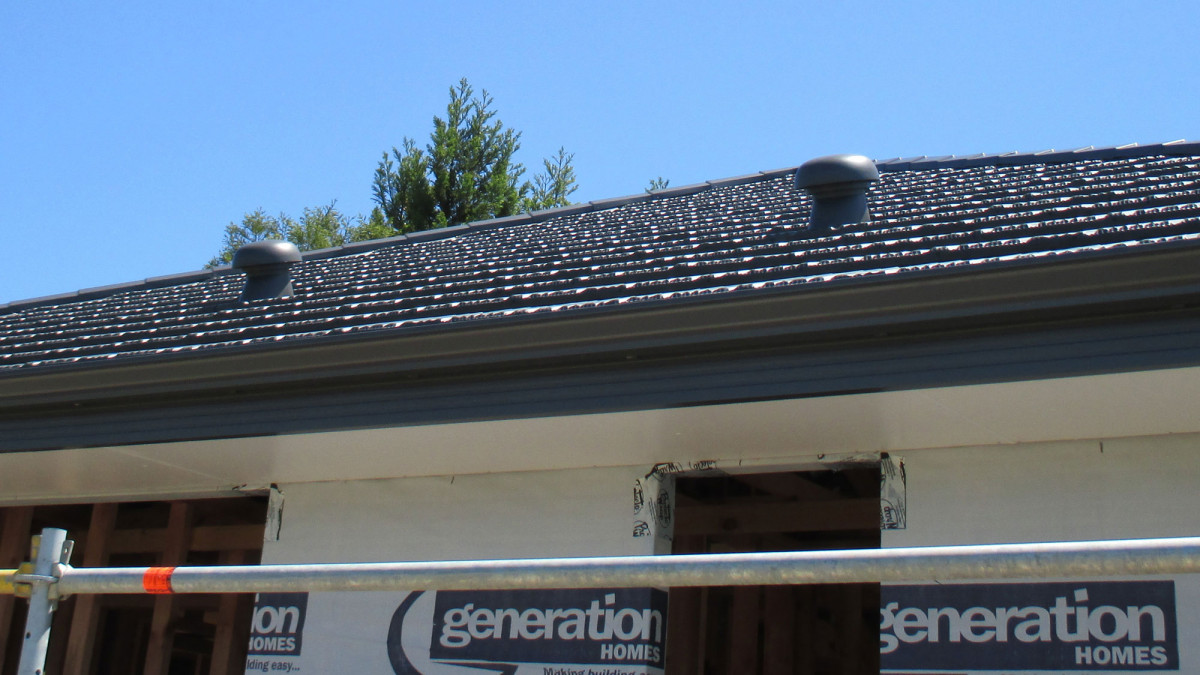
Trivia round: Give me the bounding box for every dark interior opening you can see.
[0,496,266,675]
[666,467,881,675]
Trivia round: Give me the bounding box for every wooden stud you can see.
[208,550,251,675]
[862,584,882,674]
[793,585,814,674]
[762,585,794,675]
[665,535,706,675]
[107,524,264,555]
[696,583,710,675]
[143,501,194,675]
[42,593,76,675]
[812,585,839,673]
[62,502,119,675]
[727,586,761,674]
[0,507,34,670]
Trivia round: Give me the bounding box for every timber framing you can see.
[0,498,266,674]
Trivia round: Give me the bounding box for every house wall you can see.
[250,432,1200,674]
[3,364,1191,673]
[250,466,666,674]
[882,433,1200,673]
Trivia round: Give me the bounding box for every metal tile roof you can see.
[3,142,1200,372]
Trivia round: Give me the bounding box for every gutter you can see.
[4,245,1200,411]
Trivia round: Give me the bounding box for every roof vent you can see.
[232,240,302,301]
[794,154,880,231]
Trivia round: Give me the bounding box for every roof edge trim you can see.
[876,140,1198,171]
[6,243,1200,408]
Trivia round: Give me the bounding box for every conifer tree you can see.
[210,79,575,266]
[373,79,576,233]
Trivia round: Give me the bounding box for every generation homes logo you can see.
[880,581,1178,671]
[387,588,668,675]
[246,592,308,673]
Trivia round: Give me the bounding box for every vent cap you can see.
[232,240,302,301]
[794,154,879,230]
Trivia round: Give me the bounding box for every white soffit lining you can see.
[2,365,1199,505]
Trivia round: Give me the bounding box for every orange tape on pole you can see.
[143,566,176,594]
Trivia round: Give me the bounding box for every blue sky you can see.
[2,1,1197,303]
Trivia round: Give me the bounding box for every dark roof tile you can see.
[3,145,1199,372]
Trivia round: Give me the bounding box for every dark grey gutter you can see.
[5,244,1200,411]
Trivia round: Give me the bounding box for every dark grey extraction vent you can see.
[232,240,302,301]
[794,154,880,231]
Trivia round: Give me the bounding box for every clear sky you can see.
[2,1,1197,304]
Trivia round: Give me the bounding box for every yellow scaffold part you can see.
[0,562,34,596]
[0,568,16,595]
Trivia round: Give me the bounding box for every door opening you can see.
[666,467,880,675]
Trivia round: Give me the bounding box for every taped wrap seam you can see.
[143,566,175,594]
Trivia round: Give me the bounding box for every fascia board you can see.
[4,245,1200,409]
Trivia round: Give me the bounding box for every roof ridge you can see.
[875,140,1197,171]
[1,268,236,314]
[0,169,786,314]
[300,172,787,260]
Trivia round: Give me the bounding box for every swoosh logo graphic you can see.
[387,591,426,675]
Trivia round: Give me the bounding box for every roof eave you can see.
[5,243,1200,411]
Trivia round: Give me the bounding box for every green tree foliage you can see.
[373,79,577,233]
[208,202,392,268]
[210,79,576,267]
[646,177,670,192]
[209,209,282,267]
[524,147,578,212]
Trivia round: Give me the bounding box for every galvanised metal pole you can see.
[16,528,68,675]
[52,536,1200,596]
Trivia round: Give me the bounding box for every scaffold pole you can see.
[46,536,1200,595]
[14,528,70,675]
[6,534,1200,671]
